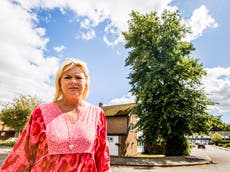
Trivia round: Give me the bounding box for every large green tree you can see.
[224,123,230,131]
[208,115,226,131]
[123,10,213,156]
[0,95,41,134]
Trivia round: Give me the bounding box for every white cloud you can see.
[35,27,46,37]
[202,67,230,112]
[80,18,91,29]
[103,23,124,47]
[184,5,218,41]
[14,1,217,46]
[0,0,59,105]
[15,0,174,46]
[53,45,66,53]
[81,29,96,40]
[79,18,97,40]
[103,35,123,47]
[109,93,136,105]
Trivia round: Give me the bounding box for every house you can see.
[101,103,144,156]
[0,121,16,140]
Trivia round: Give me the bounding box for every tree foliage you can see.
[0,95,41,133]
[211,132,223,145]
[123,10,213,156]
[224,123,230,131]
[208,115,226,131]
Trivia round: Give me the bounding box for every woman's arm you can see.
[94,111,111,172]
[0,107,43,172]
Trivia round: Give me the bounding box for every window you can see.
[107,136,113,142]
[137,140,143,146]
[129,123,134,131]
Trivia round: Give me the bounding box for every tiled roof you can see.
[101,103,136,116]
[210,131,230,136]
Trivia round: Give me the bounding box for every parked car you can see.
[0,137,18,147]
[5,137,18,142]
[197,142,206,149]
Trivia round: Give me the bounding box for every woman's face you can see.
[60,66,86,99]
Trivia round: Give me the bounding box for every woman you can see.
[0,59,111,172]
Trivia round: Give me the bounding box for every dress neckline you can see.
[52,102,89,124]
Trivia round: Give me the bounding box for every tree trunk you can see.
[165,135,190,156]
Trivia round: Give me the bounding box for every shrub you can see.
[0,140,16,147]
[211,132,223,145]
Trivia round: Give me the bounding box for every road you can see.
[111,145,230,172]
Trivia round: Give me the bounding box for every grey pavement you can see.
[0,146,213,167]
[111,148,213,167]
[0,146,11,165]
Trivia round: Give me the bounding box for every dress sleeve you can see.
[94,111,111,172]
[0,107,44,172]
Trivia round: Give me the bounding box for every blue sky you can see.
[0,0,230,123]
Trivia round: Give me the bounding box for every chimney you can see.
[98,102,103,107]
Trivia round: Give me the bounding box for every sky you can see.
[0,0,230,123]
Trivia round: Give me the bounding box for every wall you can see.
[107,116,128,134]
[107,136,119,156]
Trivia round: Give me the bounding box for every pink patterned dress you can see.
[0,102,111,172]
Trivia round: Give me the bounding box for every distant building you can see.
[210,131,230,139]
[188,131,230,144]
[0,121,16,140]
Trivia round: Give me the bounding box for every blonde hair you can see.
[53,59,89,101]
